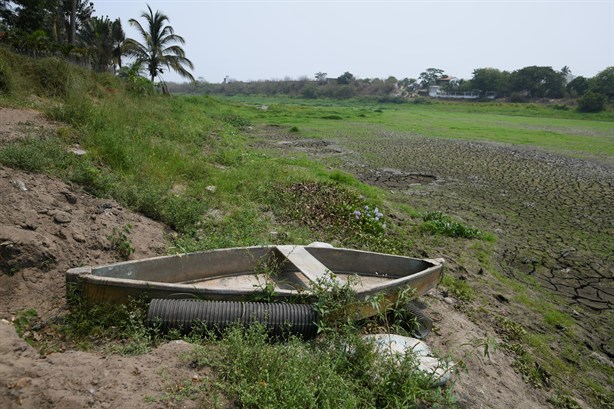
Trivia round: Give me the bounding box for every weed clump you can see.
[420,211,484,239]
[108,224,135,259]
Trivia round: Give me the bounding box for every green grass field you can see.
[224,95,614,160]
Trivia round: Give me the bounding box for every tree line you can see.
[0,0,194,90]
[171,66,613,112]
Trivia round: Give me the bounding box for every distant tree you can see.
[124,5,194,82]
[399,77,417,93]
[418,67,444,87]
[336,71,355,85]
[508,66,565,98]
[469,67,510,96]
[560,66,571,76]
[566,76,589,97]
[591,66,614,99]
[3,0,48,34]
[315,71,327,82]
[577,91,606,112]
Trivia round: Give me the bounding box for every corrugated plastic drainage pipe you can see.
[405,302,433,339]
[147,299,319,340]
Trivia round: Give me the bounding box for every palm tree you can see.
[110,18,124,73]
[124,5,194,82]
[78,16,114,72]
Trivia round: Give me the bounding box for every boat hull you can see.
[66,245,444,317]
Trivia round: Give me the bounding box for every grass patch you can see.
[420,211,485,239]
[0,135,76,173]
[440,275,474,302]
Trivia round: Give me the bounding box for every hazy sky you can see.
[94,0,614,83]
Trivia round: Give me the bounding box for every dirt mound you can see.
[0,320,207,409]
[0,166,167,318]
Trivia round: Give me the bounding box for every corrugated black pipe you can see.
[147,299,319,340]
[404,302,433,339]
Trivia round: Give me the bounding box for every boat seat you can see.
[276,245,333,284]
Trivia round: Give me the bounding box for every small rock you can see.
[96,203,113,214]
[206,185,217,193]
[53,212,72,224]
[363,334,454,387]
[8,377,32,389]
[495,294,509,303]
[11,179,28,191]
[69,146,87,156]
[72,233,86,243]
[443,297,455,305]
[20,223,38,231]
[61,191,78,204]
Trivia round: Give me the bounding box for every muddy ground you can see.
[0,109,611,408]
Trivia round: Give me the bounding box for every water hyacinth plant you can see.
[351,204,387,235]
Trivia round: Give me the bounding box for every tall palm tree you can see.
[110,18,124,73]
[124,5,194,82]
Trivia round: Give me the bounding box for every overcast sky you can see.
[94,0,614,83]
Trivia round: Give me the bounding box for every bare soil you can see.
[0,110,610,408]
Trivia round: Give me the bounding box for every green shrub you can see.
[118,66,154,96]
[420,211,484,239]
[221,113,251,128]
[577,92,606,113]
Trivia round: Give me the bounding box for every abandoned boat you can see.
[66,244,444,318]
